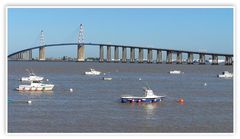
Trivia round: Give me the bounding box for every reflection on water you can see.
[142,103,158,120]
[126,102,160,120]
[18,91,54,95]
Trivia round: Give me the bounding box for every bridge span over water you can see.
[8,42,233,65]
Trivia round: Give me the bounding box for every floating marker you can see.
[177,98,185,104]
[46,79,49,81]
[139,78,142,81]
[204,82,207,86]
[69,88,73,92]
[28,100,32,104]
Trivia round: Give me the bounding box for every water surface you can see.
[8,61,233,133]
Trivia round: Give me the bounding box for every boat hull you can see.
[169,71,181,74]
[16,85,54,91]
[103,77,112,80]
[121,98,162,103]
[218,75,233,78]
[85,72,101,75]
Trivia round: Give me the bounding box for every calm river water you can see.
[8,61,233,133]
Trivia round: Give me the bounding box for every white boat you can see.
[103,77,112,80]
[169,70,182,74]
[20,69,44,81]
[16,81,54,91]
[218,71,233,78]
[85,68,101,75]
[121,87,165,103]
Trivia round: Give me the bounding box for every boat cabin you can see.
[32,81,41,83]
[144,88,156,97]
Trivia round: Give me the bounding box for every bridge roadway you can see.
[8,42,233,65]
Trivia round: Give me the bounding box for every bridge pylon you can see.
[39,30,45,61]
[77,24,85,62]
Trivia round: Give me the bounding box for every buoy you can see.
[177,98,185,104]
[139,78,142,81]
[204,82,207,86]
[69,88,73,92]
[28,100,32,104]
[46,79,49,81]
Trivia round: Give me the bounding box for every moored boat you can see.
[218,71,233,78]
[121,87,165,103]
[103,77,112,80]
[85,68,101,75]
[16,81,54,91]
[169,70,182,74]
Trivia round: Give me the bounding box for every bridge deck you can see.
[8,42,233,58]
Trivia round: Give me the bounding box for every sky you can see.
[8,8,233,58]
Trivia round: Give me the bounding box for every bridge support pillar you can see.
[99,45,104,63]
[107,46,111,63]
[156,50,162,64]
[147,49,153,63]
[122,47,127,63]
[176,52,182,64]
[166,51,173,64]
[20,52,23,60]
[187,53,193,64]
[212,55,218,65]
[225,56,233,65]
[29,50,32,60]
[130,48,135,63]
[77,44,85,62]
[138,48,144,63]
[225,56,229,65]
[114,46,119,63]
[225,56,230,65]
[199,54,205,64]
[20,53,23,60]
[16,53,19,59]
[18,53,21,60]
[39,47,45,61]
[229,57,233,65]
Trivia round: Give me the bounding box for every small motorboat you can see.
[85,68,101,75]
[16,81,54,91]
[218,71,233,78]
[169,70,182,74]
[103,77,112,80]
[121,87,165,103]
[8,99,32,104]
[20,69,44,81]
